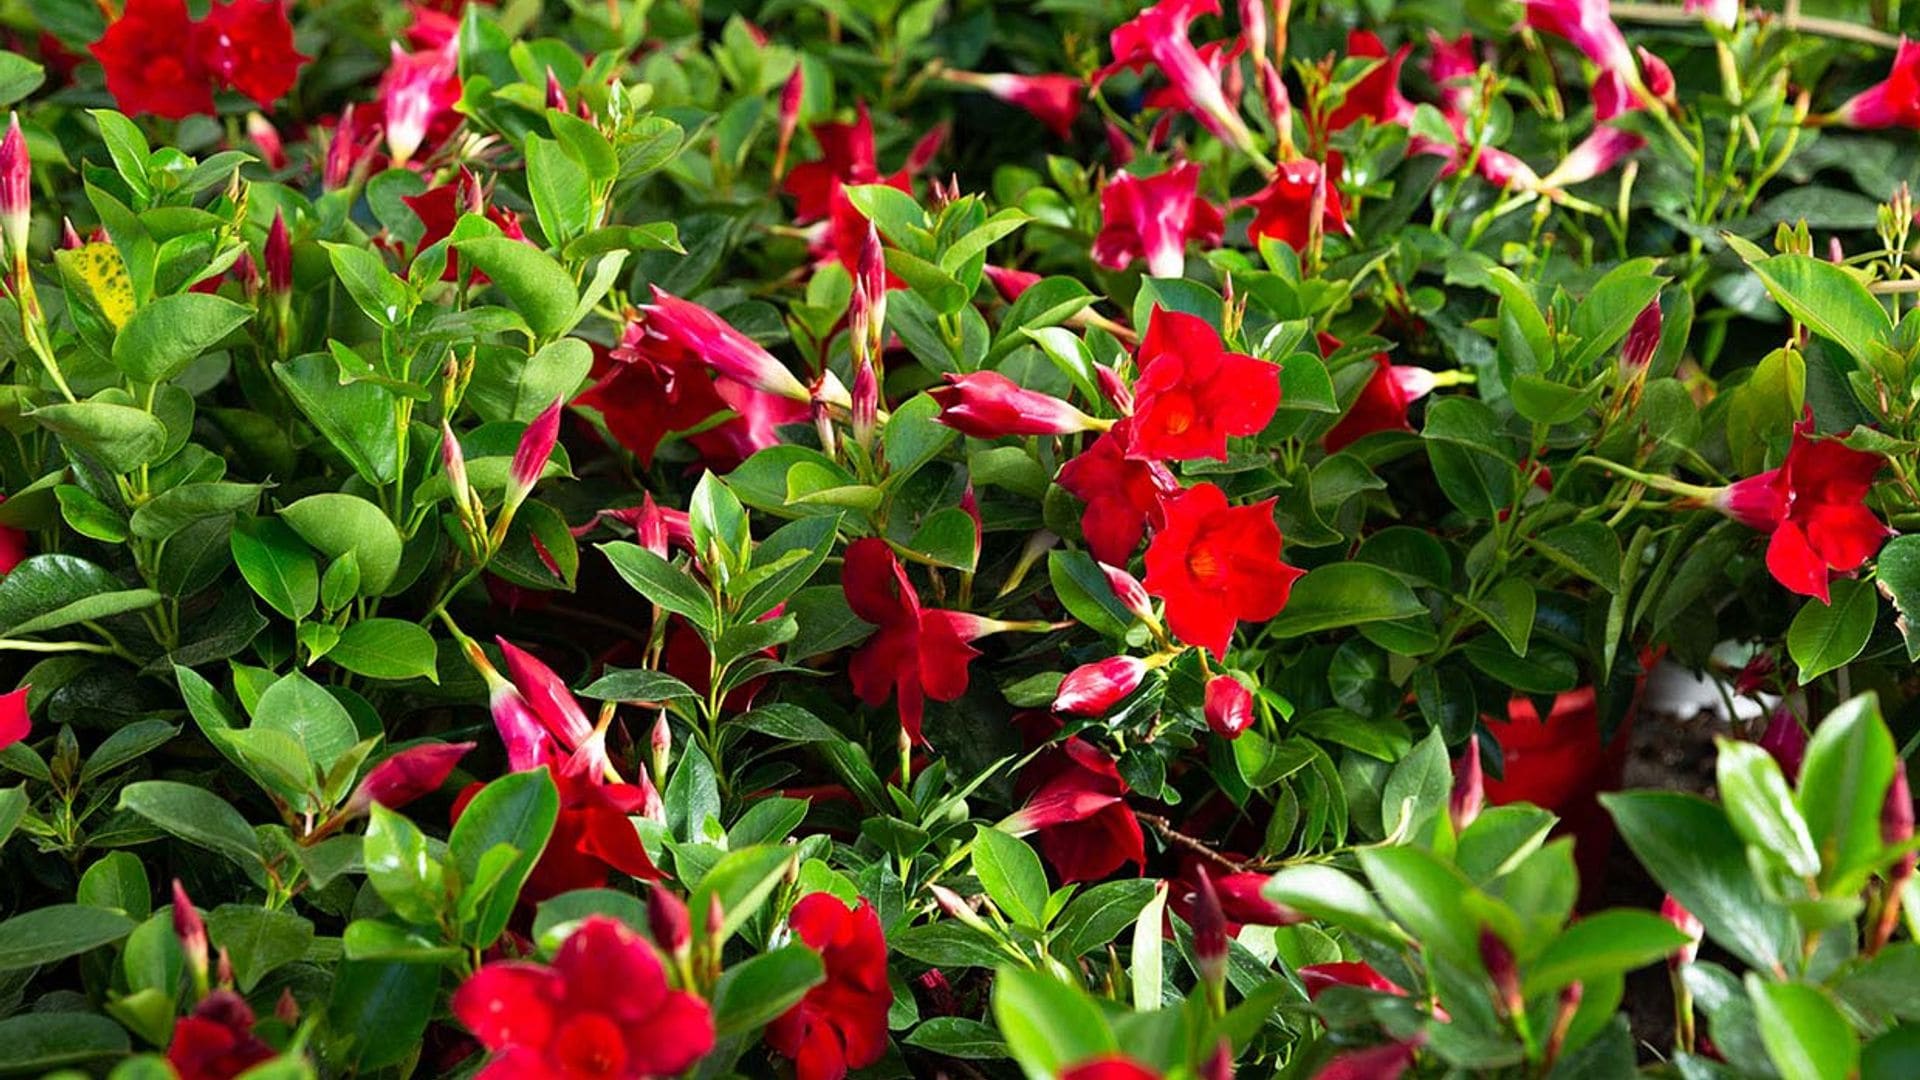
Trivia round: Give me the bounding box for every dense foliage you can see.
[0,0,1916,1076]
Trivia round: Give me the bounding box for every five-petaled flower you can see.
[1091,163,1224,279]
[1056,432,1180,565]
[767,894,894,1080]
[1123,307,1280,462]
[842,537,990,745]
[1007,736,1146,882]
[1144,483,1301,659]
[1245,158,1351,254]
[1712,411,1891,601]
[453,915,715,1080]
[1322,350,1439,452]
[90,0,216,119]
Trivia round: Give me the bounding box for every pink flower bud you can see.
[497,637,593,749]
[1237,0,1269,62]
[245,112,286,170]
[506,397,563,510]
[172,880,209,984]
[960,484,983,563]
[645,286,828,404]
[1621,298,1661,370]
[650,710,671,769]
[773,64,805,180]
[649,885,692,961]
[1204,674,1254,739]
[0,114,28,262]
[1637,47,1676,104]
[1660,893,1702,969]
[1054,656,1149,715]
[1100,562,1153,621]
[982,264,1041,303]
[929,372,1101,437]
[1258,58,1291,131]
[1094,364,1135,414]
[274,988,300,1025]
[441,420,470,501]
[930,884,978,923]
[60,218,82,251]
[346,742,474,817]
[1450,738,1485,832]
[215,947,234,990]
[466,640,555,771]
[264,210,293,298]
[851,358,879,446]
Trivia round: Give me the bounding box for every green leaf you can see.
[364,804,446,926]
[0,54,46,107]
[1715,738,1821,878]
[31,401,169,472]
[904,1017,1009,1059]
[111,293,252,383]
[972,827,1049,929]
[0,903,136,971]
[255,670,359,775]
[455,238,577,339]
[1046,550,1135,639]
[599,541,717,631]
[1266,564,1425,638]
[1797,693,1897,890]
[1264,864,1398,942]
[322,243,411,328]
[229,519,317,622]
[274,353,399,486]
[1602,791,1794,974]
[447,769,559,947]
[992,967,1117,1075]
[578,667,697,703]
[906,507,978,571]
[206,904,313,992]
[118,780,264,878]
[1470,579,1537,656]
[329,619,440,682]
[1380,728,1451,836]
[1875,535,1920,660]
[1532,522,1623,592]
[1746,253,1892,372]
[691,845,796,947]
[1356,846,1478,965]
[525,135,591,247]
[1747,977,1858,1080]
[1788,578,1877,681]
[710,945,826,1037]
[130,481,263,541]
[0,554,160,636]
[1050,879,1159,959]
[280,493,404,596]
[326,960,439,1071]
[882,393,957,483]
[1522,910,1689,997]
[81,720,177,783]
[57,483,127,543]
[0,1013,128,1073]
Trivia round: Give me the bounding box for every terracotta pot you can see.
[1483,682,1640,899]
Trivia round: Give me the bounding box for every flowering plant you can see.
[0,0,1916,1076]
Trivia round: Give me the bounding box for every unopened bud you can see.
[264,209,293,299]
[1620,299,1661,370]
[1100,562,1152,620]
[274,988,300,1026]
[706,894,724,940]
[1094,363,1134,414]
[1451,738,1485,832]
[1054,656,1148,716]
[246,112,286,170]
[0,114,28,264]
[1204,674,1255,739]
[1189,872,1229,1003]
[773,64,805,180]
[1661,893,1703,969]
[215,946,234,990]
[1758,707,1808,781]
[59,218,82,250]
[650,710,671,786]
[172,879,209,992]
[545,68,568,112]
[851,357,878,449]
[1480,927,1522,1016]
[649,885,693,962]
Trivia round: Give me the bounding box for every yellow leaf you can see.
[62,243,134,329]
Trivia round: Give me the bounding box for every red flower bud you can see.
[983,264,1041,303]
[264,210,292,298]
[1480,927,1522,1016]
[60,218,82,251]
[1188,870,1229,992]
[506,396,563,510]
[544,68,568,112]
[245,112,286,170]
[1621,298,1662,370]
[1204,674,1255,739]
[1094,363,1135,414]
[1885,761,1914,847]
[1054,656,1148,716]
[1213,871,1303,926]
[930,371,1101,438]
[173,879,209,987]
[1451,738,1485,832]
[0,114,29,261]
[1758,707,1808,781]
[346,741,474,817]
[1660,893,1703,969]
[649,885,692,961]
[706,894,725,940]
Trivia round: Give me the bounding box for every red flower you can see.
[1326,31,1414,130]
[1836,37,1920,129]
[167,991,276,1080]
[842,538,989,745]
[90,0,215,119]
[1245,158,1350,253]
[767,895,893,1080]
[403,169,526,280]
[345,741,472,816]
[1091,162,1224,278]
[379,40,461,167]
[1298,961,1409,999]
[1008,738,1145,882]
[0,686,27,754]
[930,372,1102,437]
[194,0,307,109]
[453,915,715,1080]
[1095,0,1254,151]
[1212,869,1302,927]
[1124,308,1280,462]
[1203,673,1253,738]
[1056,432,1179,565]
[1062,1057,1162,1080]
[1713,412,1891,601]
[1322,353,1438,452]
[1143,483,1300,659]
[1313,1041,1418,1080]
[0,495,27,577]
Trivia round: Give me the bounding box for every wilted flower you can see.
[453,916,714,1079]
[1144,483,1301,659]
[1091,162,1225,278]
[767,895,893,1080]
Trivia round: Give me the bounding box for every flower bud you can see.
[173,879,209,992]
[1189,872,1229,1000]
[650,710,672,785]
[649,885,693,963]
[960,484,983,566]
[245,112,286,170]
[264,210,293,299]
[1204,674,1255,739]
[1885,761,1914,848]
[1237,0,1268,63]
[345,741,474,817]
[1451,737,1485,833]
[773,64,805,179]
[929,372,1103,438]
[1213,871,1303,927]
[851,358,879,449]
[1054,656,1148,716]
[1758,707,1808,781]
[982,264,1040,303]
[215,947,235,990]
[465,639,555,771]
[0,114,29,264]
[1094,363,1134,414]
[1547,981,1584,1063]
[1637,47,1677,104]
[1620,298,1661,370]
[1258,58,1291,136]
[544,68,568,112]
[1661,893,1703,969]
[507,397,563,507]
[706,894,725,941]
[274,988,300,1026]
[1100,563,1152,621]
[59,218,82,250]
[1480,927,1522,1017]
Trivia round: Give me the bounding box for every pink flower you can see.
[930,372,1103,437]
[1525,0,1636,73]
[1092,162,1224,278]
[1095,0,1255,152]
[1054,657,1149,716]
[453,916,714,1079]
[0,114,26,262]
[379,40,461,167]
[1661,894,1703,968]
[1836,38,1920,130]
[641,287,826,404]
[1685,0,1739,27]
[1203,674,1253,737]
